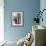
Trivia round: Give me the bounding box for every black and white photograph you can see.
[12,11,24,26]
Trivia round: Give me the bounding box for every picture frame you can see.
[12,11,24,27]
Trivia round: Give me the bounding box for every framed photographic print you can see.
[12,11,24,26]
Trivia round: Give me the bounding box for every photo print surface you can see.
[12,11,24,26]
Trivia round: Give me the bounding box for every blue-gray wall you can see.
[4,0,40,42]
[40,0,46,44]
[40,0,46,27]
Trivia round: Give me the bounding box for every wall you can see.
[40,0,46,45]
[4,0,40,42]
[40,0,46,27]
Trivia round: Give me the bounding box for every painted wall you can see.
[4,0,40,42]
[40,0,46,27]
[40,0,46,45]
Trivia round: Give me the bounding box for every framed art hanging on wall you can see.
[12,11,24,27]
